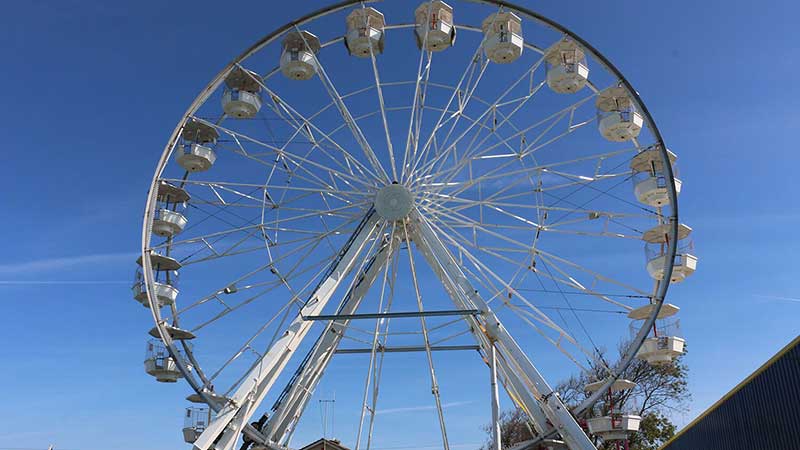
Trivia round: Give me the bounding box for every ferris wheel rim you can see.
[139,0,681,441]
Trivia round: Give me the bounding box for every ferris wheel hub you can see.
[374,183,414,221]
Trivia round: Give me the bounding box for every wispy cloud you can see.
[0,429,49,440]
[377,400,474,415]
[0,252,137,275]
[753,294,800,304]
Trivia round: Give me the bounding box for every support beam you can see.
[295,30,389,182]
[303,309,480,321]
[263,233,398,445]
[408,211,597,450]
[192,211,381,450]
[490,344,501,450]
[407,215,550,435]
[336,345,480,354]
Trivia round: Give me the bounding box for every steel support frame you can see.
[489,345,502,450]
[263,234,398,446]
[141,1,677,447]
[336,345,480,354]
[193,211,380,450]
[303,309,480,321]
[408,211,597,450]
[407,216,550,434]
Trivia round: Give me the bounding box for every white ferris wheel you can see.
[135,2,697,450]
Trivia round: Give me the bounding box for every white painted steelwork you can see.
[192,213,381,450]
[263,236,396,445]
[584,379,636,393]
[408,212,597,449]
[137,2,690,449]
[627,303,680,320]
[489,344,501,450]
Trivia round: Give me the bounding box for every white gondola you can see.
[152,181,189,238]
[633,319,686,365]
[637,335,686,365]
[545,38,589,93]
[144,340,184,383]
[596,87,643,141]
[183,407,209,443]
[481,12,523,63]
[280,30,321,80]
[221,67,262,119]
[177,120,218,172]
[414,1,456,52]
[631,146,682,207]
[133,253,181,309]
[586,414,642,441]
[643,223,697,283]
[345,7,385,57]
[132,266,179,309]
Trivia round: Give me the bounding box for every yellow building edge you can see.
[658,334,800,449]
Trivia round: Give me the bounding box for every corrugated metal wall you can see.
[661,336,800,450]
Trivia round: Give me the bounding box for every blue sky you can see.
[1,1,798,449]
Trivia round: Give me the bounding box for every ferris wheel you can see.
[135,2,697,450]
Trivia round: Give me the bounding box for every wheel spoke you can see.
[405,33,490,183]
[413,55,547,182]
[291,30,389,182]
[420,213,614,374]
[400,218,451,450]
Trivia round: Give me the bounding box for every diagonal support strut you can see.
[192,211,381,450]
[262,232,399,446]
[407,210,597,450]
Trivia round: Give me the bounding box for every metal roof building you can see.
[660,335,800,450]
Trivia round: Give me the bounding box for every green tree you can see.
[482,408,536,450]
[481,343,689,450]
